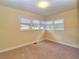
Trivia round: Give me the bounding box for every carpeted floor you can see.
[0,40,79,59]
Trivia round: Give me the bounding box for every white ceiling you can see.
[0,0,77,16]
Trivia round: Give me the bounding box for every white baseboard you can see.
[0,30,45,53]
[0,40,42,53]
[47,39,79,49]
[47,31,79,49]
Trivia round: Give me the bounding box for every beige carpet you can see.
[0,40,79,59]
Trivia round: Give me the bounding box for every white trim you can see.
[47,39,79,49]
[0,40,42,53]
[47,31,79,49]
[0,30,45,53]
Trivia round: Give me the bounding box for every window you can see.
[20,17,31,31]
[46,21,54,30]
[54,19,64,30]
[19,17,64,31]
[40,21,46,30]
[32,20,40,30]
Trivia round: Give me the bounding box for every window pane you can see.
[40,21,46,30]
[46,21,54,30]
[32,20,40,30]
[20,17,31,31]
[54,19,64,30]
[20,24,30,31]
[54,19,64,24]
[20,17,31,24]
